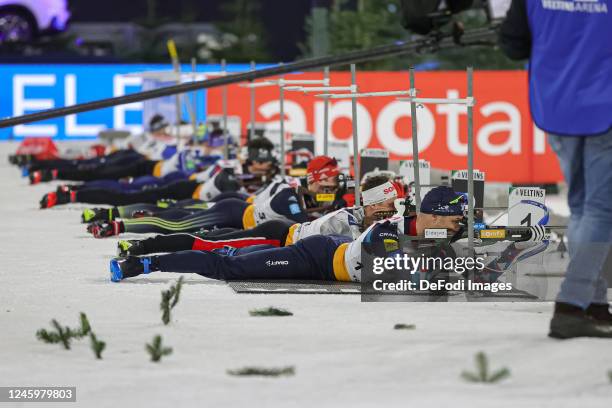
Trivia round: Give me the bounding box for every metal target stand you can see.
[205,60,230,159]
[205,60,238,159]
[240,70,331,176]
[314,66,476,252]
[313,64,409,207]
[238,61,262,143]
[206,62,477,253]
[220,59,229,159]
[398,67,476,254]
[284,68,354,157]
[307,64,366,205]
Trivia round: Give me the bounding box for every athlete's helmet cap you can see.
[420,186,464,216]
[205,128,227,147]
[307,155,339,183]
[149,114,169,133]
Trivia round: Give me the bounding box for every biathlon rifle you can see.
[451,220,566,245]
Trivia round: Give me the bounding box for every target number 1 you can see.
[521,212,532,226]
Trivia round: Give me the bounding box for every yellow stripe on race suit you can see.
[242,204,256,229]
[284,223,300,246]
[246,195,255,204]
[185,202,210,210]
[189,173,197,181]
[332,243,351,282]
[152,161,163,177]
[192,185,203,199]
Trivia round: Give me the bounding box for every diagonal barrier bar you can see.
[0,27,496,129]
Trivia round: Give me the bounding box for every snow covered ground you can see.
[1,142,611,408]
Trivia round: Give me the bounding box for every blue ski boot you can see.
[110,256,153,282]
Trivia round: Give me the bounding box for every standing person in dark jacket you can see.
[499,0,612,339]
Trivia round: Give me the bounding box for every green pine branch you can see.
[160,277,184,325]
[78,312,92,337]
[227,366,295,377]
[608,370,612,383]
[394,323,416,330]
[146,335,173,362]
[36,327,62,344]
[36,319,77,349]
[249,307,293,317]
[36,312,104,357]
[161,291,173,325]
[170,276,184,308]
[89,332,106,360]
[461,351,510,383]
[51,319,72,350]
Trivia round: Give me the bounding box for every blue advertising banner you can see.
[0,63,255,140]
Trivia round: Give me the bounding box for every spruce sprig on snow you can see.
[170,276,183,308]
[36,321,64,346]
[461,351,510,383]
[52,320,73,350]
[80,312,105,359]
[608,370,612,383]
[161,277,184,325]
[146,335,173,362]
[227,366,295,377]
[394,323,416,330]
[36,319,76,350]
[36,312,105,358]
[78,312,92,337]
[249,307,293,316]
[89,332,106,359]
[35,329,59,343]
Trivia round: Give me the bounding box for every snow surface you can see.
[1,142,611,408]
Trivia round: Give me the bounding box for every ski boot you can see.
[9,154,33,166]
[117,239,145,257]
[56,184,80,194]
[110,256,153,282]
[30,169,57,185]
[40,188,75,209]
[89,221,124,238]
[82,207,117,223]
